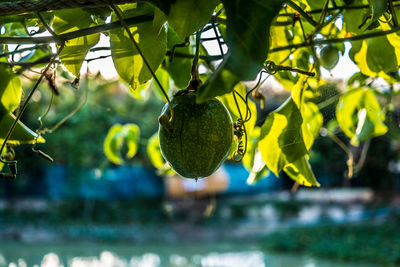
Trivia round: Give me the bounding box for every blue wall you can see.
[45,164,281,200]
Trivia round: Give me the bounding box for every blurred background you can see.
[1,63,400,267]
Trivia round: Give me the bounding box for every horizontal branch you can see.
[0,14,154,44]
[270,26,400,53]
[0,0,143,16]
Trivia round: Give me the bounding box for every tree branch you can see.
[0,14,154,44]
[270,26,400,53]
[0,0,144,16]
[285,0,317,26]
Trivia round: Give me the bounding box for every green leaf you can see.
[0,65,21,114]
[284,156,320,187]
[103,123,140,165]
[152,67,171,101]
[146,132,174,175]
[258,98,308,177]
[197,0,284,102]
[302,102,323,150]
[124,124,140,159]
[368,0,388,27]
[110,3,167,90]
[53,9,100,77]
[0,112,44,145]
[0,146,6,171]
[163,27,192,89]
[104,124,124,165]
[336,88,388,146]
[350,36,398,78]
[147,132,164,169]
[167,0,219,40]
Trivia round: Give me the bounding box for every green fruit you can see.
[320,46,339,70]
[158,92,233,178]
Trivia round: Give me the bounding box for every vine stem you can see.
[0,43,65,166]
[324,129,354,179]
[109,3,173,122]
[0,14,154,44]
[285,0,317,26]
[270,25,400,53]
[189,30,202,88]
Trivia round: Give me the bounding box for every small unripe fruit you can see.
[320,46,339,70]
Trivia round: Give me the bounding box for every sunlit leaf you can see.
[368,0,388,28]
[336,88,388,146]
[147,132,174,175]
[167,0,219,40]
[104,124,124,165]
[163,26,192,89]
[103,123,141,165]
[110,3,167,90]
[0,65,21,114]
[152,67,171,101]
[147,132,164,169]
[302,102,323,150]
[258,98,308,177]
[0,112,44,145]
[197,0,284,102]
[124,124,140,159]
[350,36,398,78]
[0,146,6,171]
[284,155,320,187]
[53,9,100,77]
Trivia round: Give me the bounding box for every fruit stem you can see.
[188,30,202,91]
[110,3,174,123]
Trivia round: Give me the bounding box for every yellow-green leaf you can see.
[147,132,164,169]
[103,123,141,165]
[0,65,21,114]
[53,9,100,77]
[124,124,140,159]
[258,98,308,177]
[110,3,167,90]
[284,156,320,187]
[336,88,388,146]
[0,112,45,145]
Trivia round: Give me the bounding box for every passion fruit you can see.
[158,92,233,179]
[320,45,339,70]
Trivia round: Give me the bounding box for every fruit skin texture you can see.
[158,92,233,179]
[320,45,339,70]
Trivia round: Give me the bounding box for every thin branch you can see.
[270,26,400,53]
[0,44,64,169]
[0,45,48,58]
[0,14,154,44]
[325,129,354,179]
[36,12,62,45]
[285,0,317,26]
[389,0,399,27]
[0,0,142,16]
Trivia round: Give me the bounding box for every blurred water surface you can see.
[0,241,377,267]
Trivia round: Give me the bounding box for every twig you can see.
[270,25,400,53]
[36,12,62,45]
[0,14,154,44]
[286,0,317,26]
[389,0,399,27]
[0,44,64,168]
[325,129,354,178]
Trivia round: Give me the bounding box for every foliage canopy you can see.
[0,0,399,186]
